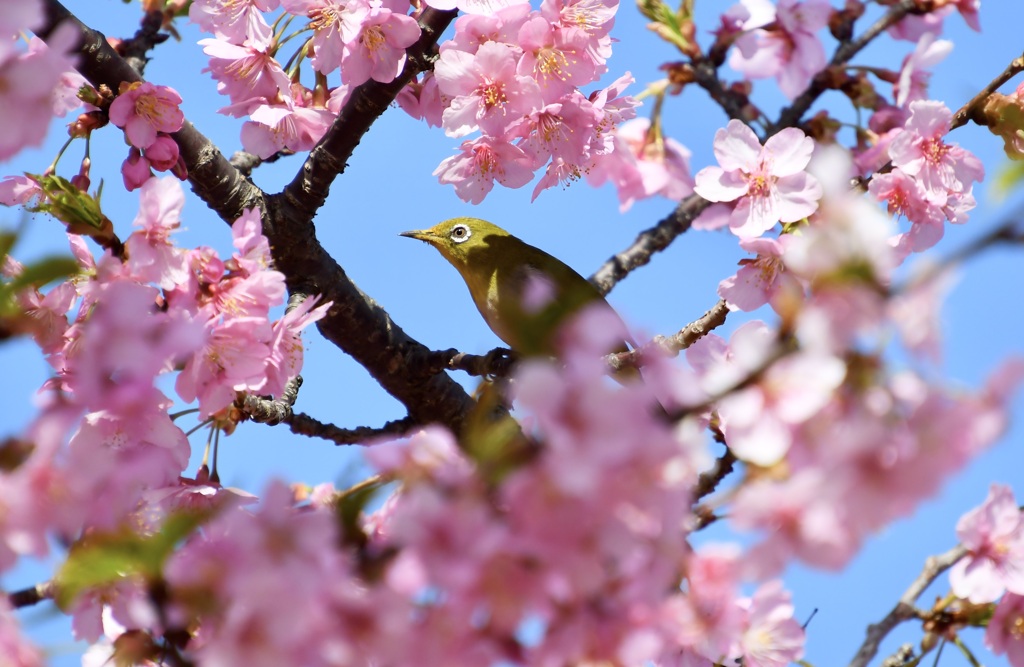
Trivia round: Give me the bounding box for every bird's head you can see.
[400,217,507,270]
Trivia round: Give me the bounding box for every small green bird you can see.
[400,217,635,360]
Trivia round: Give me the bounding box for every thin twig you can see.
[589,195,711,295]
[848,544,967,667]
[950,53,1024,131]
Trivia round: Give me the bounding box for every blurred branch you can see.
[288,414,418,446]
[693,445,737,501]
[900,216,1024,293]
[848,543,967,667]
[8,581,54,608]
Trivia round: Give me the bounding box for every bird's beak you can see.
[400,229,432,242]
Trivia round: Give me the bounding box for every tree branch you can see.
[37,0,481,436]
[847,544,967,667]
[287,414,418,446]
[279,8,457,222]
[772,0,917,133]
[589,194,711,294]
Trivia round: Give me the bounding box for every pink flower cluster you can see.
[951,484,1024,666]
[404,0,672,204]
[111,81,188,191]
[869,100,984,255]
[694,119,822,240]
[190,0,420,158]
[0,177,327,611]
[725,0,831,100]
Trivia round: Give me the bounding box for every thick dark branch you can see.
[38,1,481,435]
[772,0,917,133]
[688,55,751,122]
[280,8,457,222]
[589,194,711,294]
[116,9,168,75]
[38,0,264,223]
[426,347,520,378]
[848,544,967,667]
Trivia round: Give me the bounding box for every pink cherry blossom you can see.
[718,235,802,313]
[341,7,421,85]
[887,100,984,205]
[894,33,952,108]
[125,176,189,290]
[0,597,43,666]
[434,41,543,137]
[728,0,830,100]
[736,580,805,667]
[282,0,370,75]
[434,135,535,203]
[190,0,278,47]
[175,316,274,417]
[985,593,1024,667]
[121,146,153,191]
[0,174,42,205]
[0,0,43,58]
[949,483,1024,603]
[108,82,185,150]
[540,0,616,67]
[200,38,291,106]
[515,93,596,168]
[516,16,595,102]
[66,400,192,530]
[15,279,76,355]
[422,0,527,16]
[229,208,275,276]
[589,118,693,212]
[240,100,334,157]
[0,22,79,161]
[441,4,531,56]
[263,295,330,398]
[396,72,444,127]
[887,6,951,42]
[660,546,745,661]
[694,120,821,238]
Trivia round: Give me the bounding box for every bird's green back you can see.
[401,217,633,358]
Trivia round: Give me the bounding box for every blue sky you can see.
[3,1,1024,665]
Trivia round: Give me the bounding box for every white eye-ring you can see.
[449,224,471,244]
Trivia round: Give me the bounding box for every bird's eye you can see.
[450,224,471,243]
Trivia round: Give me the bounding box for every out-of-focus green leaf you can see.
[54,511,207,609]
[992,159,1024,200]
[8,256,79,292]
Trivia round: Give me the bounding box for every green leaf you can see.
[8,256,79,292]
[28,173,115,244]
[54,511,207,609]
[992,159,1024,200]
